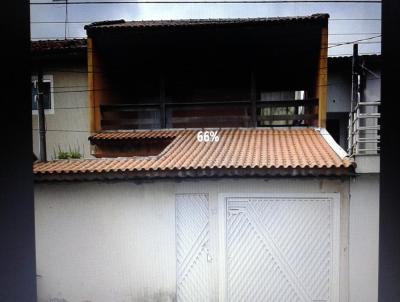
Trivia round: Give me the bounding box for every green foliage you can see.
[53,145,83,160]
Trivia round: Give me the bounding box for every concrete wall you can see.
[363,70,381,104]
[327,64,352,149]
[327,60,381,113]
[349,174,380,302]
[34,176,379,302]
[328,67,351,113]
[32,63,90,159]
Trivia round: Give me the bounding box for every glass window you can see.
[32,76,53,114]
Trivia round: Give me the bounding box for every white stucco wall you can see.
[32,63,90,159]
[327,68,351,113]
[349,174,380,302]
[34,177,378,302]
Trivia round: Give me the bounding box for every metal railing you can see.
[100,98,319,130]
[348,100,380,156]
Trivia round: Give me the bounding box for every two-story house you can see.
[31,38,91,159]
[32,15,379,302]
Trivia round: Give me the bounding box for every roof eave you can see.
[34,166,355,182]
[85,14,329,36]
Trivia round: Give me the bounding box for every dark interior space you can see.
[90,19,323,129]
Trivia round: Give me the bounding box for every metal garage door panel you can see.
[226,197,336,302]
[176,194,210,302]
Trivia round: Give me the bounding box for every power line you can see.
[328,41,380,45]
[326,18,381,20]
[30,34,381,46]
[41,53,382,76]
[31,35,381,61]
[65,0,69,39]
[30,1,382,5]
[32,128,91,133]
[30,33,382,41]
[328,33,381,35]
[328,34,381,48]
[330,51,380,56]
[33,76,380,97]
[29,36,381,93]
[30,19,382,24]
[51,84,89,89]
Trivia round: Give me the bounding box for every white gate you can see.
[176,194,211,302]
[224,195,340,302]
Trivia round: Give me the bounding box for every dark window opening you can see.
[32,80,52,111]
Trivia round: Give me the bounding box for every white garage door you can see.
[176,194,211,302]
[225,195,340,302]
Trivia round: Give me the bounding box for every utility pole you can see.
[37,70,47,162]
[65,0,68,39]
[348,43,359,155]
[53,0,68,39]
[351,44,359,115]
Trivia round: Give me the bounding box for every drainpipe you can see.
[37,70,47,162]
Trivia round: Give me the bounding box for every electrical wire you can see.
[29,23,381,127]
[43,75,380,95]
[30,1,382,5]
[33,74,381,109]
[39,53,382,78]
[30,20,381,24]
[31,33,381,62]
[328,35,381,48]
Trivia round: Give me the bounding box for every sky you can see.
[30,0,381,56]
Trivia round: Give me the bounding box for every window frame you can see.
[32,74,55,115]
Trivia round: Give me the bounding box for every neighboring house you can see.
[327,55,381,152]
[33,15,379,302]
[326,55,380,302]
[31,39,91,159]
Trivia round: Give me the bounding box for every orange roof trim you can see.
[34,128,355,181]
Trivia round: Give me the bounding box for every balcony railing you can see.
[348,100,381,156]
[100,98,319,130]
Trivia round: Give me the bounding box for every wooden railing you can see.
[100,98,319,130]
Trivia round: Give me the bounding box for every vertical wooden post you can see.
[250,68,257,127]
[37,69,47,162]
[160,70,166,128]
[87,37,100,133]
[316,24,328,128]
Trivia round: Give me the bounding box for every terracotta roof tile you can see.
[31,39,87,55]
[89,130,179,141]
[85,14,329,33]
[34,128,354,180]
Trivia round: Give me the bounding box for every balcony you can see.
[348,99,380,173]
[99,98,319,130]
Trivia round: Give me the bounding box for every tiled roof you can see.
[34,128,354,181]
[31,39,87,55]
[329,54,381,62]
[85,14,329,33]
[89,130,179,141]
